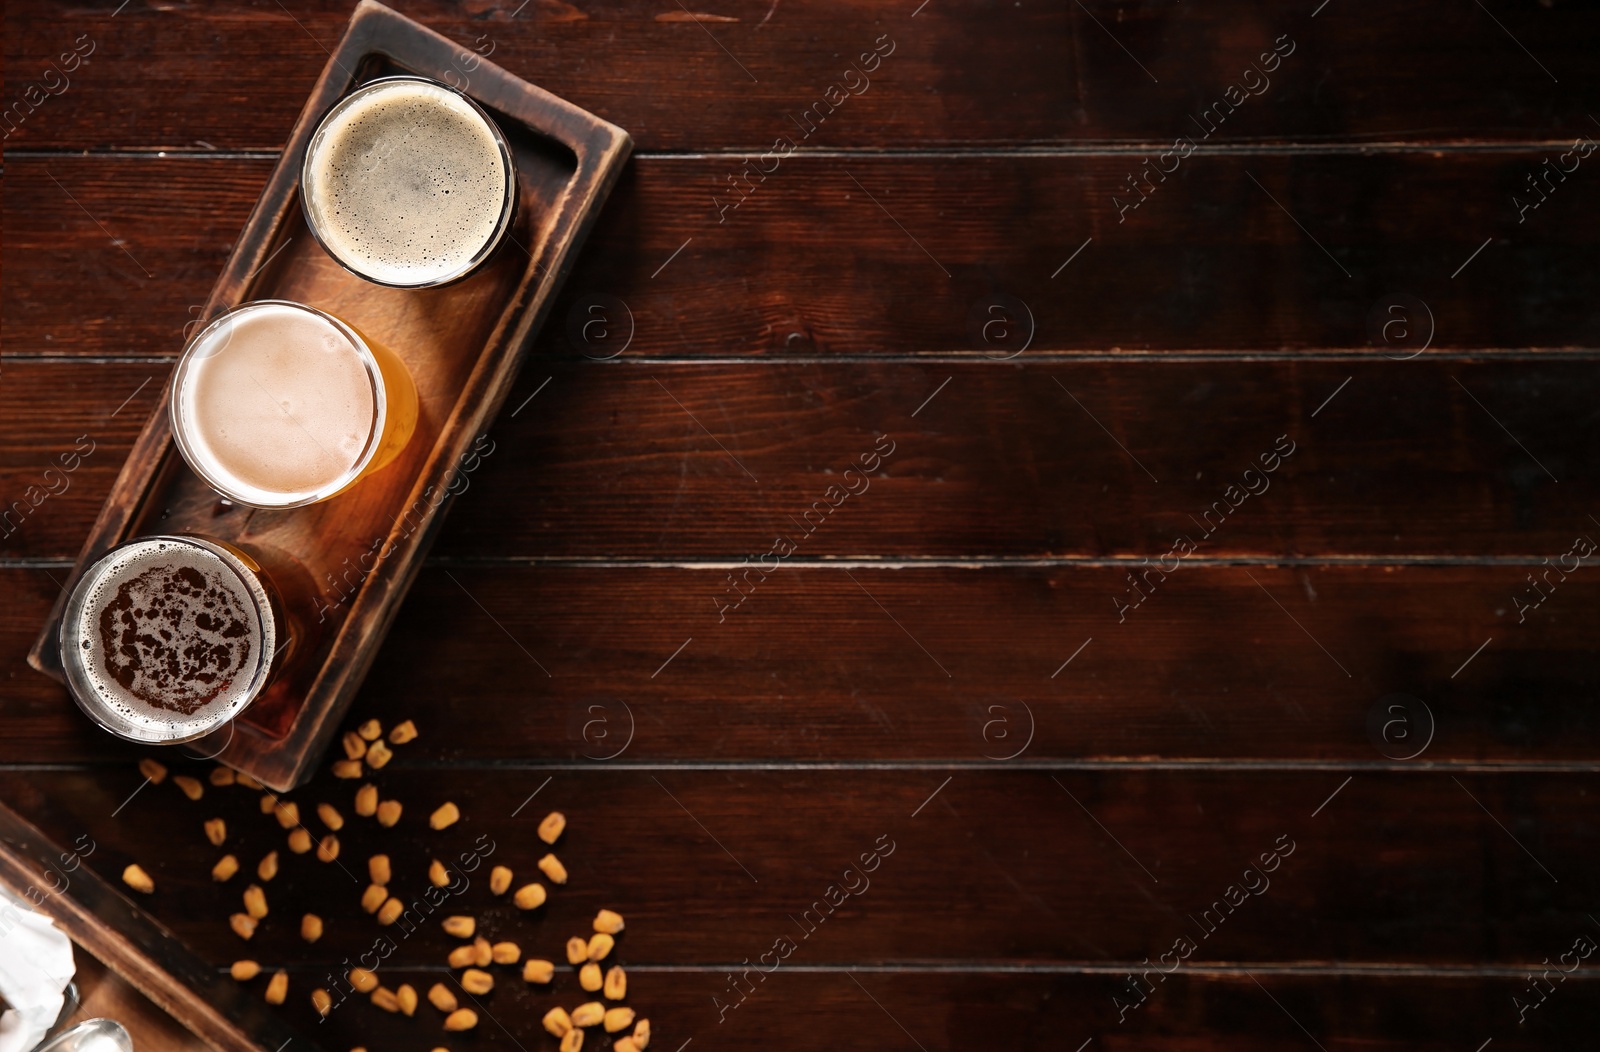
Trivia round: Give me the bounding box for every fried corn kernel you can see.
[377,897,403,925]
[366,740,394,770]
[122,864,154,894]
[209,766,235,787]
[349,967,379,993]
[212,855,239,882]
[491,941,521,965]
[358,719,382,741]
[489,865,512,895]
[397,982,418,1016]
[538,811,566,844]
[376,800,402,827]
[427,983,457,1012]
[230,913,257,940]
[586,933,614,962]
[342,731,367,760]
[566,937,588,965]
[429,858,450,887]
[257,851,279,881]
[204,818,227,846]
[317,803,344,831]
[312,988,332,1017]
[301,913,324,943]
[561,1031,585,1052]
[259,793,278,814]
[368,854,390,885]
[388,719,417,744]
[594,909,624,934]
[604,1007,635,1033]
[603,966,626,1001]
[444,1008,478,1032]
[523,959,555,984]
[243,884,268,919]
[542,1007,573,1037]
[372,986,400,1013]
[230,960,260,981]
[354,784,378,817]
[447,944,476,968]
[633,1018,651,1049]
[615,1040,638,1052]
[332,759,363,779]
[274,800,300,829]
[264,970,287,1005]
[236,773,261,789]
[287,828,312,854]
[428,801,459,829]
[514,883,546,910]
[316,835,341,863]
[460,968,494,995]
[537,853,567,884]
[174,775,204,801]
[571,1002,604,1028]
[138,758,167,783]
[361,883,387,914]
[579,962,602,992]
[473,936,492,967]
[442,915,475,938]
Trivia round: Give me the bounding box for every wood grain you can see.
[8,151,1600,360]
[4,563,1597,765]
[4,358,1596,562]
[6,0,1600,151]
[1,768,1594,972]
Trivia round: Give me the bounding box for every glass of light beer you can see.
[169,300,418,509]
[59,535,293,744]
[300,75,517,288]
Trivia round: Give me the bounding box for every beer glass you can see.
[300,75,517,288]
[60,535,296,744]
[169,300,417,509]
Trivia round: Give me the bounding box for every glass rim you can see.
[169,299,389,510]
[59,535,277,745]
[299,74,518,289]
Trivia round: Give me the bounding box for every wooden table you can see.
[4,2,1599,1049]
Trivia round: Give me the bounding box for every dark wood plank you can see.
[2,768,1594,975]
[7,0,1600,150]
[4,358,1596,561]
[4,563,1598,764]
[8,151,1600,360]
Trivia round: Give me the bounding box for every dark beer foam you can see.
[70,539,271,739]
[305,79,509,286]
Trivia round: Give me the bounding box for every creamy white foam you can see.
[175,302,378,507]
[304,78,511,286]
[66,537,272,741]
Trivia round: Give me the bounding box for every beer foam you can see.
[67,538,272,741]
[175,302,377,506]
[304,79,510,286]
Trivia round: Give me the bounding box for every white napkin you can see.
[0,886,75,1052]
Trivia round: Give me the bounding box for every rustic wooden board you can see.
[3,357,1596,562]
[8,152,1600,360]
[4,563,1598,765]
[6,0,1599,151]
[24,1,633,792]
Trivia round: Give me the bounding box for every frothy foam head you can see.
[172,301,380,508]
[303,77,512,287]
[62,537,274,743]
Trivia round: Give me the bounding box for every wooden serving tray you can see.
[27,0,631,791]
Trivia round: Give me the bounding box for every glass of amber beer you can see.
[169,300,417,509]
